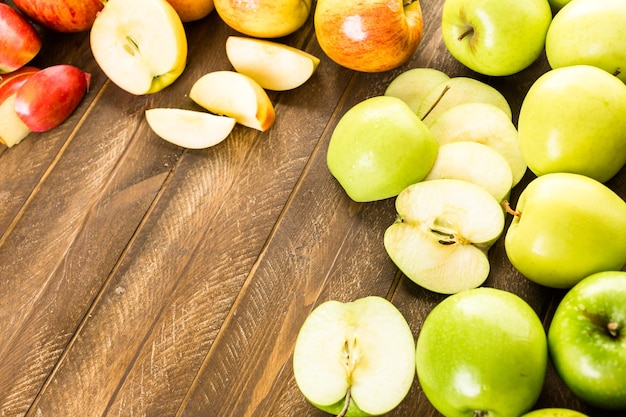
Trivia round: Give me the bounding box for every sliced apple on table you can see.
[384,178,505,294]
[293,296,415,416]
[145,108,235,149]
[427,102,526,186]
[0,66,38,147]
[225,36,320,91]
[190,70,275,132]
[424,141,514,202]
[384,67,450,114]
[90,0,187,95]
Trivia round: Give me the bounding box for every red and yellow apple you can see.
[0,3,42,74]
[0,66,39,147]
[12,0,103,32]
[166,0,215,22]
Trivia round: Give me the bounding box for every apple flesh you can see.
[166,0,214,22]
[415,287,548,417]
[384,178,504,294]
[90,0,188,95]
[548,271,626,409]
[0,66,38,147]
[189,71,275,132]
[384,67,450,114]
[14,64,90,133]
[314,0,424,73]
[13,0,103,32]
[225,36,320,91]
[145,108,235,149]
[293,296,415,416]
[0,3,42,74]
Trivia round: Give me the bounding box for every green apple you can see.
[441,0,552,76]
[384,67,450,114]
[326,96,438,202]
[415,287,548,417]
[518,65,626,183]
[504,173,626,289]
[293,296,415,416]
[521,409,589,417]
[384,178,505,294]
[427,102,526,186]
[546,0,626,83]
[90,0,188,95]
[548,271,626,409]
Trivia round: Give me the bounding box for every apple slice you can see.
[0,66,38,147]
[384,178,505,294]
[417,76,512,123]
[384,67,450,114]
[424,141,514,202]
[293,296,415,416]
[225,36,320,91]
[90,0,187,95]
[189,70,275,132]
[145,108,235,149]
[427,102,526,186]
[0,3,42,74]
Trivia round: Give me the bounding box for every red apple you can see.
[0,3,42,73]
[13,0,103,32]
[14,64,90,132]
[314,0,424,72]
[0,66,39,147]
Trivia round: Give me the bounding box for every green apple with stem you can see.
[415,287,548,417]
[518,65,626,183]
[384,178,505,294]
[326,95,438,202]
[384,67,450,114]
[293,296,415,416]
[548,271,626,410]
[441,0,552,76]
[504,173,626,289]
[546,0,626,83]
[521,409,589,417]
[90,0,187,95]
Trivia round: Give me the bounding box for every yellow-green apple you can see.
[166,0,214,22]
[14,64,90,132]
[189,71,275,132]
[145,108,235,149]
[214,0,312,38]
[415,287,548,417]
[293,296,415,416]
[384,179,504,294]
[326,95,438,202]
[314,0,424,73]
[548,271,626,409]
[90,0,188,95]
[225,36,320,91]
[517,65,626,183]
[384,67,450,114]
[504,173,626,289]
[441,0,552,76]
[427,102,526,186]
[546,0,626,83]
[522,409,588,417]
[0,3,41,74]
[13,0,103,32]
[0,66,38,147]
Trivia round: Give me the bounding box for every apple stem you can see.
[614,68,622,78]
[608,321,619,338]
[336,388,351,417]
[502,201,521,218]
[473,411,487,417]
[458,27,474,42]
[421,85,451,121]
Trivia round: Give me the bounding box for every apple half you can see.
[384,178,505,294]
[293,296,415,416]
[225,36,320,91]
[90,0,188,95]
[145,108,235,149]
[190,71,275,132]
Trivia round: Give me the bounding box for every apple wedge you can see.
[424,141,514,202]
[190,70,275,132]
[90,0,187,95]
[145,108,235,149]
[293,296,415,416]
[0,66,38,147]
[384,179,505,294]
[384,67,450,114]
[427,102,526,186]
[225,36,320,91]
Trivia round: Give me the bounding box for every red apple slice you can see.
[145,108,236,149]
[0,66,39,147]
[189,70,275,132]
[0,3,42,74]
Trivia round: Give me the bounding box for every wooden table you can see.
[1,1,624,416]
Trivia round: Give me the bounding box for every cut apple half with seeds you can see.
[384,179,505,294]
[225,36,320,91]
[190,70,275,132]
[145,108,235,149]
